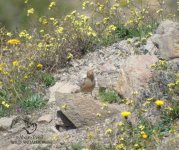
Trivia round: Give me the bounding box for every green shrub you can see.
[68,142,83,150]
[20,95,46,112]
[41,73,56,87]
[99,89,121,103]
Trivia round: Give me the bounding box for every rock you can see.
[146,20,179,59]
[143,35,159,55]
[99,62,116,73]
[113,40,134,52]
[38,114,52,123]
[0,116,17,131]
[48,81,79,103]
[6,144,18,150]
[115,55,158,98]
[55,93,119,128]
[51,126,60,134]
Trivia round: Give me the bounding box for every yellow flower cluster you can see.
[12,60,19,67]
[141,131,148,139]
[105,128,113,135]
[1,101,10,108]
[27,8,34,16]
[87,131,94,140]
[151,60,168,70]
[19,30,32,40]
[121,111,131,118]
[116,143,126,150]
[96,113,101,117]
[82,1,90,10]
[48,2,56,10]
[37,63,43,69]
[155,100,164,107]
[7,39,20,45]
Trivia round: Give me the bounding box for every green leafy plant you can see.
[115,22,158,40]
[68,142,83,150]
[99,89,121,103]
[20,95,46,112]
[41,73,56,87]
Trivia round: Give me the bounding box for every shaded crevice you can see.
[56,110,76,131]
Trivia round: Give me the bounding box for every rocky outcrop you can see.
[145,20,179,59]
[116,55,158,98]
[0,116,17,131]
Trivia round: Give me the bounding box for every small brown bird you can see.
[80,70,95,96]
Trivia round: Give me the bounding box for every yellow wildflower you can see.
[12,60,19,67]
[168,83,175,88]
[52,134,60,141]
[19,30,32,39]
[27,8,34,16]
[143,101,150,106]
[67,52,73,60]
[61,104,68,110]
[82,1,89,9]
[139,125,145,130]
[6,32,12,37]
[39,17,48,25]
[147,97,153,101]
[134,143,139,148]
[155,100,164,107]
[116,143,126,150]
[37,63,43,69]
[2,101,6,105]
[10,79,15,83]
[7,39,20,45]
[87,131,94,140]
[23,75,28,79]
[56,27,64,34]
[105,128,113,135]
[48,2,56,10]
[132,91,139,96]
[5,103,10,108]
[121,111,131,118]
[3,71,9,75]
[141,132,148,139]
[40,29,44,33]
[101,103,108,110]
[156,9,163,14]
[176,73,179,77]
[116,122,124,127]
[96,113,101,117]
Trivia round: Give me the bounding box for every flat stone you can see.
[0,116,17,131]
[48,81,79,103]
[38,114,52,123]
[6,144,18,150]
[55,93,118,128]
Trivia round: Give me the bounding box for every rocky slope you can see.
[0,20,179,150]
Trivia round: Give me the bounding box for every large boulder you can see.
[115,55,158,98]
[55,93,119,128]
[145,20,179,59]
